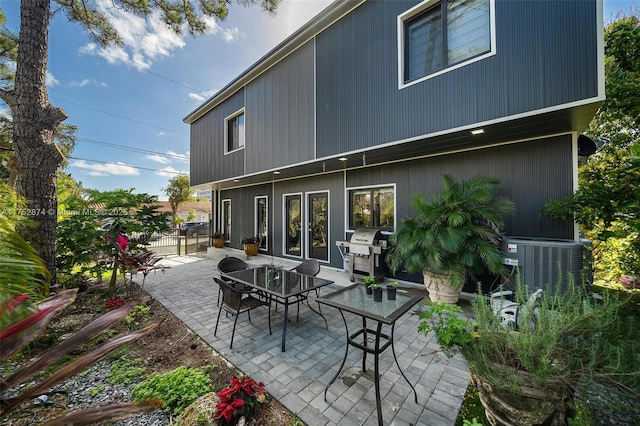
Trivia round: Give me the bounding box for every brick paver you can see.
[142,250,470,426]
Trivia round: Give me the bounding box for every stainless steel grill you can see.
[336,228,387,282]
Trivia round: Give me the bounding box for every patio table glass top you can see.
[318,284,424,324]
[221,266,333,298]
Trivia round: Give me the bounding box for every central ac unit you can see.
[502,237,588,293]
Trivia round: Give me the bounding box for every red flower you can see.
[215,402,235,423]
[215,375,267,425]
[105,296,125,310]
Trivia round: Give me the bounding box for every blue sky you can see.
[0,0,637,200]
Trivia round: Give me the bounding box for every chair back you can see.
[215,278,242,311]
[292,259,320,276]
[218,256,249,273]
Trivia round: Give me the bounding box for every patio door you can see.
[284,194,302,257]
[307,192,328,261]
[255,196,268,251]
[221,199,231,241]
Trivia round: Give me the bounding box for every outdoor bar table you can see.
[221,266,333,352]
[318,284,423,426]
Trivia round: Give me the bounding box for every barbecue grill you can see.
[336,228,388,282]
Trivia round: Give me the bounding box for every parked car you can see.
[179,221,209,238]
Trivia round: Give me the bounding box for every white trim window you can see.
[398,0,495,88]
[224,109,245,154]
[348,185,395,232]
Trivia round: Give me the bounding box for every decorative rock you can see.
[179,391,220,426]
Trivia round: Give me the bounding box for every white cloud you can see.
[202,16,240,41]
[77,4,244,71]
[46,71,59,87]
[157,131,166,137]
[188,89,218,103]
[71,160,139,176]
[76,2,184,71]
[167,150,190,163]
[145,154,171,164]
[71,79,90,87]
[221,27,240,42]
[155,166,188,177]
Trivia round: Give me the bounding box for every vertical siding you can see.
[245,41,316,173]
[315,0,599,157]
[273,174,345,266]
[347,135,574,239]
[220,184,271,248]
[190,89,245,185]
[221,174,345,268]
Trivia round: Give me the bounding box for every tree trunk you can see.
[11,0,67,286]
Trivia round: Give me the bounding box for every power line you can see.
[142,68,202,92]
[76,137,189,160]
[68,155,188,175]
[91,47,204,92]
[51,96,189,137]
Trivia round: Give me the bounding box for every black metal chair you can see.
[214,278,272,349]
[215,256,250,306]
[291,259,321,277]
[290,259,322,318]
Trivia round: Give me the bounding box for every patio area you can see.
[142,249,470,426]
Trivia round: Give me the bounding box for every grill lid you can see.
[349,228,382,245]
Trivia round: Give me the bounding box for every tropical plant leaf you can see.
[4,323,157,410]
[41,400,162,426]
[1,300,136,392]
[0,289,77,363]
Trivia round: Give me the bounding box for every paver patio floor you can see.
[142,250,470,426]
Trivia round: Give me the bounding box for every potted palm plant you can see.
[386,175,513,303]
[241,236,261,258]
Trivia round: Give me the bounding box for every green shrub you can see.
[131,366,213,416]
[106,356,146,385]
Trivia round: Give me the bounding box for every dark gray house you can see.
[185,0,604,285]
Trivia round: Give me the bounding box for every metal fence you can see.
[141,227,211,256]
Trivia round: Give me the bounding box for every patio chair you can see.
[214,278,272,349]
[289,259,322,318]
[215,256,250,306]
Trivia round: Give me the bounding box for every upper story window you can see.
[399,0,494,87]
[349,186,395,231]
[225,109,245,153]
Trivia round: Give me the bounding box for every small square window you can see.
[226,111,245,153]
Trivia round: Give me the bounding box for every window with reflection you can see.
[285,195,302,256]
[349,186,394,231]
[225,111,245,152]
[403,0,491,83]
[221,199,231,241]
[256,196,268,250]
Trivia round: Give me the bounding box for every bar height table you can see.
[318,284,424,426]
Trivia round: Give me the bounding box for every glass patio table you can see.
[317,284,424,426]
[220,266,333,352]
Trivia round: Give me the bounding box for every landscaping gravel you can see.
[2,360,171,425]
